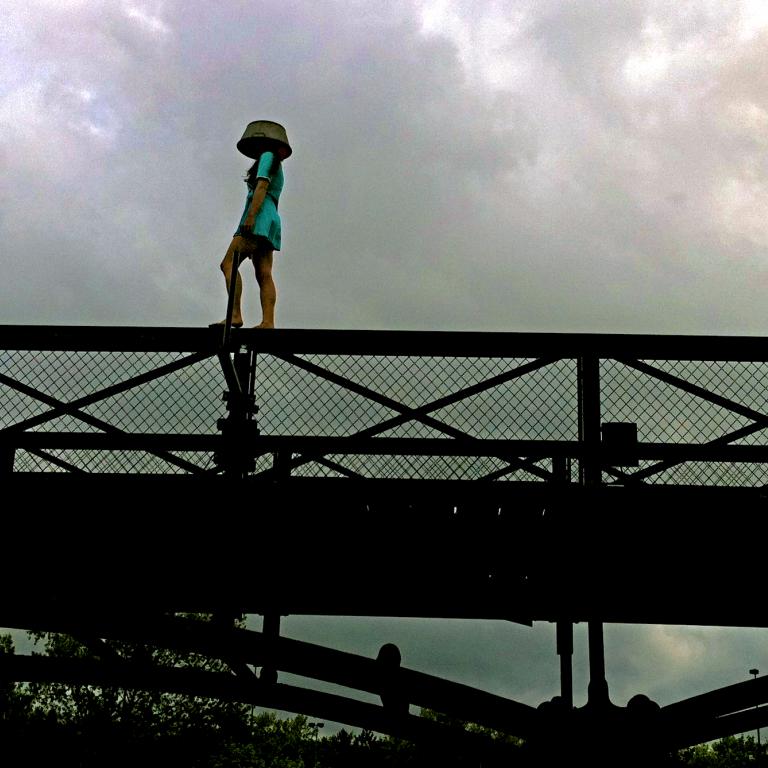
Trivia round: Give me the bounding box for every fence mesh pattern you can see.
[253,355,577,481]
[601,359,768,486]
[2,344,766,485]
[1,350,224,473]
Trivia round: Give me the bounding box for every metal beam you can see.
[664,676,768,721]
[0,611,537,738]
[259,353,556,481]
[1,351,214,434]
[4,325,768,360]
[616,357,768,427]
[0,375,205,474]
[24,448,87,474]
[0,653,519,758]
[4,434,768,465]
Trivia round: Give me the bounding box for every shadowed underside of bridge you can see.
[3,474,767,627]
[2,325,768,761]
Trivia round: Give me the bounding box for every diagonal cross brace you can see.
[0,353,210,474]
[312,455,367,479]
[1,350,214,433]
[607,358,768,484]
[616,358,768,427]
[24,448,87,474]
[258,354,564,481]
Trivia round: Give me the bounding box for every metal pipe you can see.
[752,669,762,764]
[556,621,573,710]
[587,621,609,706]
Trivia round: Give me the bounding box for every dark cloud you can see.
[278,618,768,714]
[0,0,538,329]
[2,0,768,730]
[4,0,766,331]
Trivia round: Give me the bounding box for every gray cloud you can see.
[2,0,768,732]
[278,617,768,714]
[4,0,767,331]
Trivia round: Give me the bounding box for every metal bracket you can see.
[602,422,639,467]
[214,348,260,476]
[1,447,15,474]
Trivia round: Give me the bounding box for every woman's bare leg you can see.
[253,247,276,328]
[219,242,244,326]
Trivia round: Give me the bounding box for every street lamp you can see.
[750,669,761,764]
[308,721,325,767]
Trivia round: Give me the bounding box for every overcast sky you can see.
[2,0,768,732]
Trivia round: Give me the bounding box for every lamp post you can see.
[750,669,761,764]
[308,721,324,766]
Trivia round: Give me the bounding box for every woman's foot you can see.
[253,321,274,329]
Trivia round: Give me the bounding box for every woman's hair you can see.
[244,141,282,187]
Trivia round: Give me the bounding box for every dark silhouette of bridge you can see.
[1,324,767,765]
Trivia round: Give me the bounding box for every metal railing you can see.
[1,326,767,486]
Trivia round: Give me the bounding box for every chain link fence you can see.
[601,358,768,486]
[2,339,766,485]
[1,349,224,474]
[253,354,578,481]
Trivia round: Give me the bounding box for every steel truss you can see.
[2,325,768,764]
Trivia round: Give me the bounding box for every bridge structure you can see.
[1,323,768,765]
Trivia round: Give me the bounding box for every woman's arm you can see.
[244,178,270,227]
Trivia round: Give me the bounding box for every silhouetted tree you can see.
[675,734,765,768]
[7,628,761,768]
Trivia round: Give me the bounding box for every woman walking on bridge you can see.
[214,120,291,329]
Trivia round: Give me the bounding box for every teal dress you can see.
[235,150,284,250]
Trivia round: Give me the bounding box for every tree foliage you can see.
[419,706,524,747]
[1,620,426,766]
[26,619,252,746]
[1,627,764,767]
[0,633,34,723]
[675,734,766,768]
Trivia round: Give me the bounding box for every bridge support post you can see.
[260,613,281,684]
[552,454,569,484]
[1,447,14,474]
[587,621,609,706]
[215,348,259,477]
[556,621,573,710]
[578,354,610,708]
[577,354,601,487]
